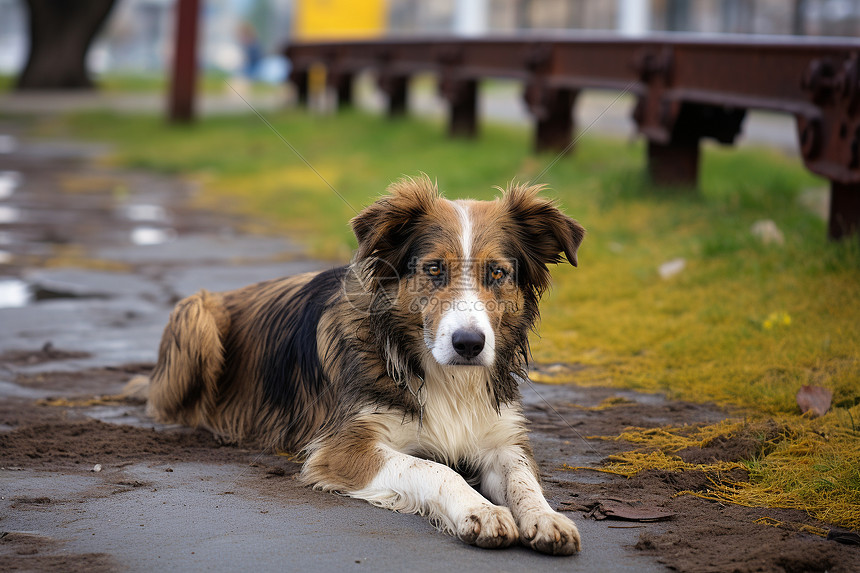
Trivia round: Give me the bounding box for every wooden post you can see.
[379,74,408,117]
[289,68,309,106]
[829,183,860,240]
[647,138,700,186]
[442,78,478,138]
[524,84,578,153]
[168,0,200,123]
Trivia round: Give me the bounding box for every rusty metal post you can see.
[442,78,478,138]
[535,89,577,152]
[647,138,700,186]
[829,183,860,240]
[329,71,354,110]
[639,102,745,187]
[289,68,309,106]
[379,74,409,117]
[524,84,578,153]
[168,0,200,124]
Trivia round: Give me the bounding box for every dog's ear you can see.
[502,183,585,294]
[351,175,440,273]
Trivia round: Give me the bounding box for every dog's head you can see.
[350,175,584,375]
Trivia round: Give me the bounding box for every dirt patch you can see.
[0,532,117,573]
[0,418,253,470]
[675,420,785,464]
[2,368,857,572]
[675,434,761,464]
[551,470,859,573]
[525,394,859,573]
[14,363,153,395]
[0,342,91,367]
[632,495,852,573]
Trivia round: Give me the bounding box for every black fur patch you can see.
[257,266,347,410]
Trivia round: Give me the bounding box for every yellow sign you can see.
[294,0,386,40]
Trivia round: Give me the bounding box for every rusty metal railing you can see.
[285,35,860,240]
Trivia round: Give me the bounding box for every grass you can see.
[0,72,279,95]
[570,415,860,529]
[53,107,860,529]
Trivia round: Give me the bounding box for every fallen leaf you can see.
[796,385,833,417]
[577,498,675,522]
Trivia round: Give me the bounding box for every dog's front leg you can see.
[480,444,581,555]
[306,442,518,549]
[355,444,519,549]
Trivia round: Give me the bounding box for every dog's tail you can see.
[146,290,230,427]
[120,375,151,401]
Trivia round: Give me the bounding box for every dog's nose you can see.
[452,329,485,359]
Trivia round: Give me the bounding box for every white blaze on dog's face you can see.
[420,200,500,367]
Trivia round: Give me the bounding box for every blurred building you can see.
[90,0,294,75]
[1,0,859,78]
[390,0,860,37]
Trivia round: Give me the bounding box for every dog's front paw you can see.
[457,504,519,549]
[519,511,581,555]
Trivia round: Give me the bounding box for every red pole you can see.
[168,0,200,123]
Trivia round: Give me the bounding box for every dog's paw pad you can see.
[519,511,580,555]
[457,505,518,549]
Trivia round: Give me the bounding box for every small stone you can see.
[658,258,686,279]
[92,464,102,472]
[751,219,785,246]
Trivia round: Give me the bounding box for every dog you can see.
[146,176,585,555]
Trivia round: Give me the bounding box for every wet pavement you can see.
[0,119,678,571]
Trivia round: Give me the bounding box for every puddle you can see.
[0,205,21,223]
[0,279,31,308]
[0,171,22,199]
[0,380,52,400]
[0,135,18,154]
[31,285,108,302]
[131,227,175,246]
[84,405,151,427]
[121,204,169,223]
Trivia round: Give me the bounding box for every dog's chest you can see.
[404,367,502,464]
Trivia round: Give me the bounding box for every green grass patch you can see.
[0,71,276,95]
[57,108,860,527]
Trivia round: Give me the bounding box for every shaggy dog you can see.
[146,176,585,555]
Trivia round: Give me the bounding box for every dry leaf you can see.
[579,498,675,522]
[796,385,833,417]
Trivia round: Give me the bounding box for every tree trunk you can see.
[16,0,116,90]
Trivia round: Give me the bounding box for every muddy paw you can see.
[457,504,519,549]
[519,511,581,555]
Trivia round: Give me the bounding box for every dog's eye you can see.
[490,267,506,281]
[426,263,442,277]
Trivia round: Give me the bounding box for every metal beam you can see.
[284,35,860,239]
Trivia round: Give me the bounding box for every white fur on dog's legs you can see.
[480,445,581,555]
[348,444,518,549]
